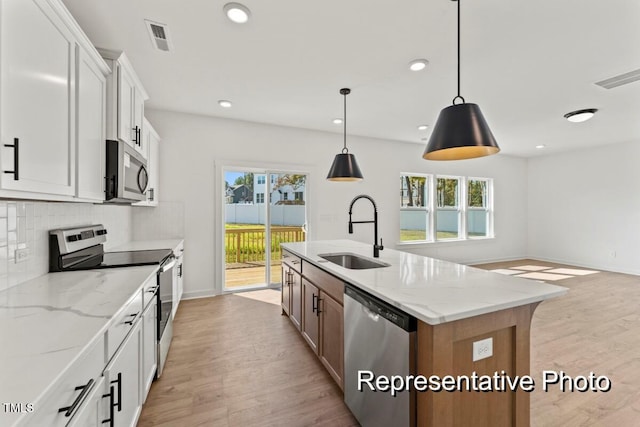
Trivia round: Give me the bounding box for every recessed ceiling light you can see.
[218,100,232,108]
[536,144,546,149]
[564,108,597,123]
[333,118,343,124]
[409,59,429,72]
[417,124,429,131]
[224,3,251,24]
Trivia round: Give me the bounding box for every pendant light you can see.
[327,88,364,181]
[423,0,500,161]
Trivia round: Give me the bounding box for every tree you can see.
[233,173,254,192]
[402,175,426,207]
[274,174,306,191]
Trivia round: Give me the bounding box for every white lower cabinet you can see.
[103,320,142,427]
[141,297,157,402]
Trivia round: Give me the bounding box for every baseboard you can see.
[466,254,529,266]
[182,289,219,300]
[526,254,640,276]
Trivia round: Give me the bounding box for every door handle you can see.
[3,138,19,180]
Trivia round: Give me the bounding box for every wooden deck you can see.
[225,263,283,289]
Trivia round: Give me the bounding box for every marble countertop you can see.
[281,240,568,325]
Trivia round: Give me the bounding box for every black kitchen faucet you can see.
[348,194,384,258]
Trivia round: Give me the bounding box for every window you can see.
[400,175,429,242]
[256,193,264,203]
[257,175,265,185]
[399,173,493,243]
[282,193,288,201]
[294,191,304,201]
[467,178,491,238]
[436,177,460,239]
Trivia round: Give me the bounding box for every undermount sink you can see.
[318,253,390,270]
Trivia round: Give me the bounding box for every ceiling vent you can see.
[145,20,172,52]
[595,68,640,89]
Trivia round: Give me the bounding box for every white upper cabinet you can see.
[76,46,108,201]
[0,0,109,201]
[100,49,149,159]
[1,0,77,196]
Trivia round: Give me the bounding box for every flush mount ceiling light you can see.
[218,100,232,108]
[409,59,429,71]
[564,108,597,123]
[333,118,343,124]
[536,144,546,149]
[327,88,364,182]
[423,0,500,161]
[417,124,429,131]
[224,2,251,24]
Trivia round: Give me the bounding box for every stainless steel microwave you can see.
[105,140,148,203]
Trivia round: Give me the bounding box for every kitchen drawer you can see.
[107,290,143,361]
[282,250,302,273]
[142,275,158,309]
[302,261,344,304]
[25,335,104,427]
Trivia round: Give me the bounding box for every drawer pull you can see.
[124,312,139,325]
[146,287,158,293]
[58,378,94,417]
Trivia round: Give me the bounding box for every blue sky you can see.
[225,171,244,185]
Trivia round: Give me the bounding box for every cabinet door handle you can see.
[58,378,94,417]
[146,286,158,293]
[316,296,322,316]
[149,188,154,201]
[3,138,19,180]
[111,372,122,412]
[312,293,317,313]
[101,385,115,426]
[178,264,183,278]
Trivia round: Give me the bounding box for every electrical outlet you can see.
[15,248,29,263]
[610,250,617,258]
[472,337,493,362]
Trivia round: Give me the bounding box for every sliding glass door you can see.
[223,169,307,291]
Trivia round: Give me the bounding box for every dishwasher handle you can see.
[345,284,416,332]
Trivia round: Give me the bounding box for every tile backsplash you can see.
[0,201,133,292]
[132,201,184,241]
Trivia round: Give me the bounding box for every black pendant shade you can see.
[327,152,364,181]
[423,103,499,160]
[327,88,363,181]
[423,0,500,161]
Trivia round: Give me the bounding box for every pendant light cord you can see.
[343,91,348,153]
[454,0,465,105]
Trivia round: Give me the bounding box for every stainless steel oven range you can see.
[49,224,175,379]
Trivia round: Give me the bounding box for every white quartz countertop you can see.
[281,240,568,325]
[111,238,183,253]
[0,265,158,426]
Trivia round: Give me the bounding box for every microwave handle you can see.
[137,165,149,193]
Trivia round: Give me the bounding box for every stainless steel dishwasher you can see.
[344,284,417,427]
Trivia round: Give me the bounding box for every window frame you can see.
[399,173,432,243]
[398,173,494,245]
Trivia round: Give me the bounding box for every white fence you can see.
[225,204,306,226]
[400,209,487,234]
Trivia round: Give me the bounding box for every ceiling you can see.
[61,0,640,157]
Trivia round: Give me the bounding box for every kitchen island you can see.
[281,240,568,427]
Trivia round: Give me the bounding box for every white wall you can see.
[146,109,528,298]
[527,141,640,275]
[0,201,132,292]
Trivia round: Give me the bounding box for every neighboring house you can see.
[226,184,252,204]
[253,174,305,204]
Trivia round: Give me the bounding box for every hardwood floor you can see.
[474,259,640,426]
[140,259,640,426]
[138,290,358,427]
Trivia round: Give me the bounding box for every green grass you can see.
[400,230,486,241]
